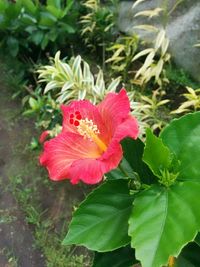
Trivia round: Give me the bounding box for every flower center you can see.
[69,111,107,153]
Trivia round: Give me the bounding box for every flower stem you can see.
[118,159,141,189]
[168,256,175,267]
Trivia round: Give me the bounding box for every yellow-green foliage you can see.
[130,89,170,134]
[131,0,171,86]
[79,0,115,49]
[172,87,200,114]
[132,29,170,86]
[106,35,138,78]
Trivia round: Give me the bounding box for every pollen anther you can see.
[77,118,100,139]
[76,118,107,153]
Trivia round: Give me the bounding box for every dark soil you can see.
[0,77,46,266]
[0,63,91,267]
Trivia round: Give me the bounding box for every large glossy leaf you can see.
[129,181,200,267]
[63,180,134,252]
[160,112,200,182]
[143,128,172,177]
[92,245,138,267]
[107,138,155,184]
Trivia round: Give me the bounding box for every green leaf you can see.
[7,37,19,57]
[0,1,8,12]
[177,242,200,267]
[5,1,22,20]
[29,30,44,45]
[63,0,74,16]
[20,13,37,25]
[143,128,172,177]
[29,97,38,109]
[41,35,49,50]
[25,25,37,34]
[160,112,200,182]
[47,0,61,9]
[128,181,200,267]
[107,157,138,181]
[107,138,156,184]
[39,11,57,27]
[63,179,134,252]
[194,233,200,246]
[62,23,76,34]
[46,5,62,19]
[48,29,58,42]
[92,245,138,267]
[21,0,37,15]
[176,257,195,267]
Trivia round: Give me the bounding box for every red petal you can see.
[39,130,49,143]
[61,100,109,144]
[97,89,130,138]
[68,141,123,184]
[61,100,100,131]
[113,115,139,142]
[40,132,101,181]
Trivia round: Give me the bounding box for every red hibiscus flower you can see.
[39,130,49,143]
[40,89,139,184]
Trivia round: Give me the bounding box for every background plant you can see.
[171,86,200,114]
[36,50,172,136]
[22,85,61,132]
[0,0,80,58]
[130,89,170,135]
[131,0,171,87]
[79,0,118,67]
[37,51,121,104]
[106,35,138,82]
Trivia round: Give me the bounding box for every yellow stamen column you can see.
[77,118,107,153]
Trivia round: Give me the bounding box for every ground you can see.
[0,63,91,267]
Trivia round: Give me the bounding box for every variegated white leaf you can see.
[44,81,59,94]
[135,51,155,78]
[132,0,146,10]
[78,89,87,100]
[155,29,166,50]
[95,70,105,94]
[132,48,154,62]
[61,81,75,92]
[107,77,121,92]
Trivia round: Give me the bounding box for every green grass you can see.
[0,248,18,267]
[8,169,92,267]
[165,63,199,88]
[10,173,91,267]
[0,209,17,224]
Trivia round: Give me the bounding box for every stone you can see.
[118,0,200,82]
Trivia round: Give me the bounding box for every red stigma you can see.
[76,114,82,120]
[74,120,80,126]
[69,111,82,126]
